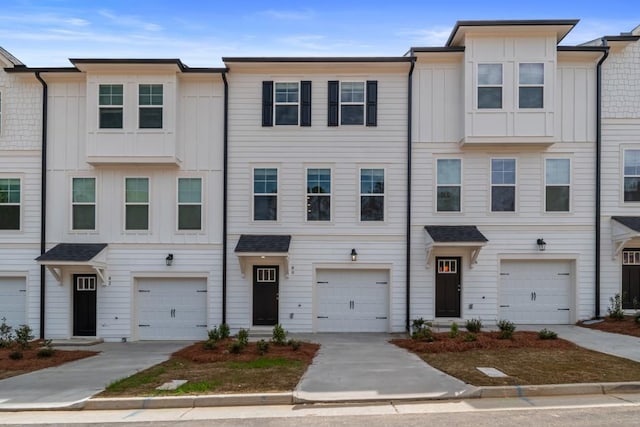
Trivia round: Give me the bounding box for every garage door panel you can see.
[0,278,26,328]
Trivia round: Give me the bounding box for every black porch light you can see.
[536,238,546,252]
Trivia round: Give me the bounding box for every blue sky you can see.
[0,0,637,67]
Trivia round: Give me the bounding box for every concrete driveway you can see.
[0,341,189,410]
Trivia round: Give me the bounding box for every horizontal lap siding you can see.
[0,247,41,336]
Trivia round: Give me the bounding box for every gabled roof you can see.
[36,243,108,262]
[612,216,640,232]
[0,46,24,67]
[424,225,488,243]
[235,235,291,253]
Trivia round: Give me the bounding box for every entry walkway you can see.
[293,333,476,402]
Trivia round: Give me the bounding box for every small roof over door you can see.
[36,243,108,283]
[424,226,488,268]
[611,217,640,259]
[234,235,291,278]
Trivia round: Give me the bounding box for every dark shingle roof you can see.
[425,226,488,243]
[612,216,640,232]
[235,235,291,253]
[36,243,108,262]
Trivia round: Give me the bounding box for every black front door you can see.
[253,266,279,325]
[435,257,461,317]
[73,274,97,336]
[622,250,640,309]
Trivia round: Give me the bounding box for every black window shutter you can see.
[327,81,339,127]
[366,80,378,127]
[262,81,273,127]
[300,80,312,126]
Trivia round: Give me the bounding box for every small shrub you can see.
[271,324,287,345]
[607,293,625,320]
[538,328,558,340]
[288,339,301,351]
[0,317,13,348]
[448,322,459,338]
[496,319,516,339]
[411,318,434,341]
[237,329,249,347]
[463,333,477,342]
[219,323,231,339]
[256,339,269,355]
[207,327,221,342]
[202,339,218,350]
[9,351,23,360]
[465,318,482,333]
[228,341,243,354]
[37,347,55,358]
[14,324,34,350]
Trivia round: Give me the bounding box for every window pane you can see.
[437,186,461,212]
[139,107,162,128]
[361,195,384,221]
[341,82,364,103]
[0,178,20,203]
[492,187,515,212]
[491,159,515,184]
[360,169,384,194]
[254,195,277,220]
[546,159,570,185]
[478,64,502,85]
[275,83,298,102]
[73,205,96,230]
[125,205,149,229]
[307,169,330,194]
[0,206,19,229]
[519,87,543,108]
[520,63,544,85]
[624,177,640,201]
[73,178,95,203]
[307,195,331,221]
[99,84,123,105]
[624,150,640,175]
[341,105,364,125]
[478,87,502,109]
[275,105,298,125]
[546,187,570,212]
[125,178,149,203]
[254,169,277,194]
[178,178,201,203]
[139,84,163,105]
[437,159,461,185]
[99,108,123,128]
[178,205,201,230]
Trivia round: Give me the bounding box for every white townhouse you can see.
[0,48,43,337]
[7,59,226,341]
[223,57,412,333]
[409,20,607,325]
[595,26,640,314]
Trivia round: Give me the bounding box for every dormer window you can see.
[477,64,502,109]
[519,63,544,108]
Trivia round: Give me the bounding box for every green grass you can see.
[226,357,302,369]
[173,380,222,394]
[106,366,166,392]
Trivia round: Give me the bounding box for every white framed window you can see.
[491,158,516,212]
[437,159,462,212]
[545,158,571,212]
[72,177,96,230]
[256,267,277,282]
[274,82,299,125]
[360,168,384,221]
[437,259,457,274]
[306,168,331,221]
[624,149,640,202]
[477,64,502,109]
[254,168,277,221]
[76,276,96,291]
[177,177,202,230]
[139,84,163,129]
[623,250,640,265]
[340,82,365,125]
[519,63,544,108]
[99,84,123,129]
[0,178,20,230]
[125,177,149,230]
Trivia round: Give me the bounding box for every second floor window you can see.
[178,178,202,230]
[254,168,277,221]
[624,149,640,202]
[477,64,502,109]
[437,159,461,212]
[125,177,149,230]
[0,178,20,230]
[519,63,544,108]
[340,82,365,125]
[274,82,299,125]
[307,168,331,221]
[545,159,571,212]
[139,84,163,128]
[360,168,384,221]
[72,178,96,230]
[99,84,123,129]
[491,159,516,212]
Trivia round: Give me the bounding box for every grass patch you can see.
[226,357,302,369]
[106,366,167,392]
[174,380,222,394]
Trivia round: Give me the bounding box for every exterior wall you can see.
[226,68,408,332]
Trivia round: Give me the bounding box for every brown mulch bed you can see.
[0,342,97,380]
[578,316,640,338]
[173,338,319,363]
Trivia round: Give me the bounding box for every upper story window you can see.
[360,168,384,221]
[178,178,202,230]
[491,159,516,212]
[328,81,378,126]
[125,177,149,230]
[437,159,462,212]
[0,178,20,230]
[139,84,163,129]
[306,168,331,221]
[477,64,502,109]
[624,149,640,202]
[99,84,123,129]
[519,63,544,109]
[545,158,571,212]
[262,81,311,127]
[72,177,96,230]
[254,168,277,221]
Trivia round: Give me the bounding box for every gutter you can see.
[406,56,416,332]
[595,42,610,318]
[221,71,229,324]
[34,72,48,339]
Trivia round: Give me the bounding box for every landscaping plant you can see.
[288,339,301,351]
[219,323,231,339]
[411,318,434,341]
[465,318,482,333]
[14,324,34,350]
[0,317,13,348]
[256,339,269,355]
[449,322,459,338]
[538,328,558,340]
[607,293,625,320]
[496,319,516,339]
[272,324,287,345]
[237,329,249,347]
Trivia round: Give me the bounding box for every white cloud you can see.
[260,9,315,20]
[97,9,163,32]
[398,27,452,47]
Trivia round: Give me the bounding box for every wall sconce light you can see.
[351,248,358,262]
[166,253,174,266]
[536,238,546,252]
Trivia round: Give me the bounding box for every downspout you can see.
[406,56,416,332]
[595,42,610,318]
[34,71,47,339]
[221,71,229,324]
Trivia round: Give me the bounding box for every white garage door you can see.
[136,278,208,340]
[316,269,389,332]
[0,277,26,329]
[499,260,572,324]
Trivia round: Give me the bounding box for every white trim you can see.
[489,157,517,213]
[435,157,463,213]
[71,176,97,231]
[274,81,300,126]
[339,81,366,126]
[517,62,545,109]
[98,83,124,129]
[137,83,164,129]
[544,157,572,213]
[252,166,279,222]
[358,166,386,223]
[477,63,503,110]
[305,166,332,223]
[622,148,640,204]
[0,176,22,232]
[176,176,203,231]
[124,176,151,232]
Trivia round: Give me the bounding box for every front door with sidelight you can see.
[435,257,461,317]
[253,266,279,325]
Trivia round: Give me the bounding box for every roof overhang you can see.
[36,243,108,284]
[446,19,579,47]
[222,57,412,74]
[234,235,291,278]
[424,226,488,268]
[611,217,640,259]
